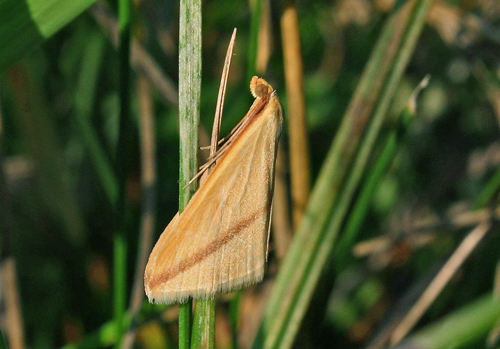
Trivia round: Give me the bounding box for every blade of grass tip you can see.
[191,27,237,349]
[335,75,430,272]
[281,0,311,229]
[394,293,500,349]
[252,1,434,347]
[210,29,237,156]
[390,221,492,345]
[122,76,157,349]
[247,0,261,81]
[178,0,202,347]
[113,0,133,346]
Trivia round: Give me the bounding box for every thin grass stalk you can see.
[191,300,216,348]
[178,0,202,347]
[113,0,132,346]
[281,0,310,229]
[252,1,434,347]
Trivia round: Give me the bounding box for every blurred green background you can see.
[1,0,500,348]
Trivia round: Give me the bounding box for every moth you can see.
[144,76,283,304]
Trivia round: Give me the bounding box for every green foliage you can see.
[1,0,500,348]
[0,0,98,72]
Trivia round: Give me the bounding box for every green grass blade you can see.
[191,299,215,349]
[396,293,500,349]
[0,0,98,72]
[335,77,429,271]
[252,1,434,348]
[178,0,202,347]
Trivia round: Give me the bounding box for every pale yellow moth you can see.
[144,76,283,304]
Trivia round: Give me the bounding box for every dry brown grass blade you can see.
[354,205,500,258]
[272,143,293,260]
[281,0,311,229]
[253,0,293,260]
[199,29,237,188]
[210,29,237,157]
[1,259,26,349]
[390,221,492,345]
[256,0,272,75]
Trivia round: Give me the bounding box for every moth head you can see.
[250,76,273,98]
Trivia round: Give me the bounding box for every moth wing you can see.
[145,99,282,304]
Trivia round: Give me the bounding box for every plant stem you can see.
[178,0,202,347]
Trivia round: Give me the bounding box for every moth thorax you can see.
[250,75,272,98]
[254,84,269,97]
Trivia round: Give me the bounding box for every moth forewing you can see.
[145,78,283,304]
